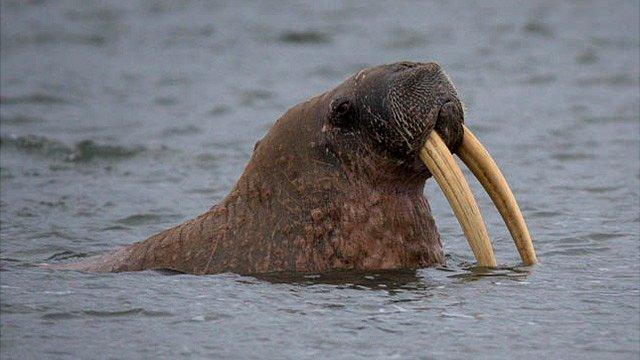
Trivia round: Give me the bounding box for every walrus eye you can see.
[330,97,353,127]
[336,100,350,116]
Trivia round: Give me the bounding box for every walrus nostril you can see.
[438,102,460,123]
[434,101,464,151]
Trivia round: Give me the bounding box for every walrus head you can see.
[235,61,537,272]
[325,61,463,156]
[320,62,463,183]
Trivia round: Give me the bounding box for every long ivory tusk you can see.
[457,125,538,265]
[420,132,497,267]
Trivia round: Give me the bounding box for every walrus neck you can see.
[216,160,443,273]
[201,98,443,273]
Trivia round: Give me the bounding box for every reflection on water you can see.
[1,0,638,359]
[256,270,428,291]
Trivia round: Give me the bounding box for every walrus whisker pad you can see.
[419,125,537,266]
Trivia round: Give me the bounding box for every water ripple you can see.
[0,94,70,105]
[83,308,173,318]
[0,134,145,162]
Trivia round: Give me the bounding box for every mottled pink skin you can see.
[55,62,465,275]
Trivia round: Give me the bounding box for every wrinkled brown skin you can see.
[56,61,465,275]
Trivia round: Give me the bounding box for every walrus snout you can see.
[353,61,463,160]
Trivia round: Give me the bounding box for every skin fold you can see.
[55,61,466,275]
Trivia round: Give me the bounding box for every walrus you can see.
[52,61,537,275]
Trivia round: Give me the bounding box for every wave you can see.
[278,30,330,44]
[0,134,144,162]
[0,94,70,105]
[45,250,89,261]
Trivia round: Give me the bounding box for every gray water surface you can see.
[1,1,639,359]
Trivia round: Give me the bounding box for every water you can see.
[1,1,638,358]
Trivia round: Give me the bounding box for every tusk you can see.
[420,131,497,267]
[458,125,537,265]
